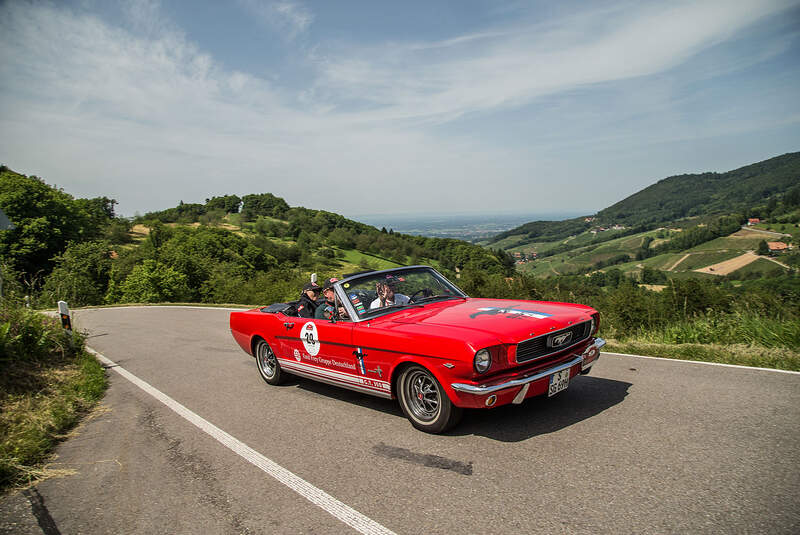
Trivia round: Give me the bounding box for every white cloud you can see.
[314,0,797,123]
[0,0,797,218]
[237,0,313,38]
[123,0,169,35]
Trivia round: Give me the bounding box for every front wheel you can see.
[397,365,462,433]
[255,339,285,385]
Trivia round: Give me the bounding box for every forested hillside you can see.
[596,151,800,226]
[490,151,800,247]
[0,167,513,308]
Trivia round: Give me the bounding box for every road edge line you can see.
[85,346,396,535]
[601,351,800,375]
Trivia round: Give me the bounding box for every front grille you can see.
[516,321,592,364]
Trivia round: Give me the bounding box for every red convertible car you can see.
[230,266,605,433]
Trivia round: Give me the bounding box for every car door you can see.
[279,316,358,389]
[349,321,394,398]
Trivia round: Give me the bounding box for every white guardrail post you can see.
[58,300,73,337]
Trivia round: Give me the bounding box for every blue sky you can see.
[1,0,799,220]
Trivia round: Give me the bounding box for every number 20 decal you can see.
[301,322,321,356]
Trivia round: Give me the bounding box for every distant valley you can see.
[353,212,583,242]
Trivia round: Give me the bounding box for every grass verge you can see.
[604,339,800,371]
[1,307,107,492]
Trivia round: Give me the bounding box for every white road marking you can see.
[76,305,249,311]
[602,352,800,375]
[85,347,396,535]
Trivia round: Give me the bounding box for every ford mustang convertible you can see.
[230,265,605,433]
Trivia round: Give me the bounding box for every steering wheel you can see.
[409,288,432,302]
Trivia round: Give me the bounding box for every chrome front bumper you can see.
[451,337,606,395]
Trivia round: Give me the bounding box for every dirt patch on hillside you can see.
[695,252,759,275]
[731,228,782,238]
[640,284,667,292]
[130,224,150,236]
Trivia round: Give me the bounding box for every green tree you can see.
[205,195,241,213]
[757,240,769,256]
[119,260,191,303]
[785,185,800,207]
[241,193,290,220]
[0,171,111,276]
[43,241,113,306]
[641,266,666,284]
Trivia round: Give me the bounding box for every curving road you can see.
[2,306,799,534]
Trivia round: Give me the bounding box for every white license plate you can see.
[548,369,570,397]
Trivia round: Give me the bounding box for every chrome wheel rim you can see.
[257,342,276,378]
[405,370,440,422]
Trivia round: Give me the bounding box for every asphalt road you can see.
[2,306,799,534]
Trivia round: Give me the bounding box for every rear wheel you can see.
[397,365,462,433]
[255,339,285,385]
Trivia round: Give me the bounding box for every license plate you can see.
[548,369,570,397]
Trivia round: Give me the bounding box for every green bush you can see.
[118,260,191,303]
[42,241,113,307]
[1,304,107,489]
[0,306,79,363]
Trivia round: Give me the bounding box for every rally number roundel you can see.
[301,322,320,356]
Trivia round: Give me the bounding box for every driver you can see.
[315,278,349,320]
[370,278,410,309]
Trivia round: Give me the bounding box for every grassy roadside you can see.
[604,339,800,371]
[1,306,107,493]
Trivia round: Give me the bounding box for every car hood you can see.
[386,297,595,345]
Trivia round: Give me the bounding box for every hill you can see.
[489,152,800,248]
[596,151,800,226]
[0,168,514,307]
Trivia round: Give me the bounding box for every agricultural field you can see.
[517,228,663,275]
[641,253,686,271]
[749,220,799,239]
[728,257,792,278]
[688,230,769,252]
[488,234,529,249]
[674,251,743,271]
[514,220,797,284]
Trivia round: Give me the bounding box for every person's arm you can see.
[377,284,389,307]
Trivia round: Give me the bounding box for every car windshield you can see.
[341,267,465,319]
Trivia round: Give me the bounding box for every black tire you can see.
[255,339,285,385]
[397,365,462,433]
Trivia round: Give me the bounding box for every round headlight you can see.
[474,349,491,373]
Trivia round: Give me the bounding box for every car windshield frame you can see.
[334,265,467,322]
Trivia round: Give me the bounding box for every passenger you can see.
[297,281,322,318]
[315,278,348,320]
[370,279,410,309]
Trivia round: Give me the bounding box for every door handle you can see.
[283,322,295,330]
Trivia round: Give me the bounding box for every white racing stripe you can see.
[86,347,396,535]
[602,351,800,375]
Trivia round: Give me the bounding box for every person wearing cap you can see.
[370,279,410,309]
[297,281,321,318]
[315,278,348,320]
